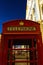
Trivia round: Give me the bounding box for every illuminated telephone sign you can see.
[7,26,36,31]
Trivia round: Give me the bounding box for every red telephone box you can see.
[1,20,43,65]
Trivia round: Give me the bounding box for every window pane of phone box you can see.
[12,62,30,65]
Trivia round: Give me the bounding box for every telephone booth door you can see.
[4,35,38,65]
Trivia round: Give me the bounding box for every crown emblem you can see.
[19,21,24,26]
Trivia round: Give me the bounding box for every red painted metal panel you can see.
[2,20,40,34]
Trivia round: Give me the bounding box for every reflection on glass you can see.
[12,45,26,49]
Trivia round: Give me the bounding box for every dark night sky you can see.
[0,0,27,33]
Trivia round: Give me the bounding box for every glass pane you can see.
[15,62,27,65]
[11,62,38,65]
[28,40,32,48]
[28,62,30,65]
[12,50,27,60]
[12,45,26,49]
[12,39,28,45]
[12,39,32,46]
[12,50,31,61]
[7,49,10,60]
[12,45,34,61]
[7,39,38,65]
